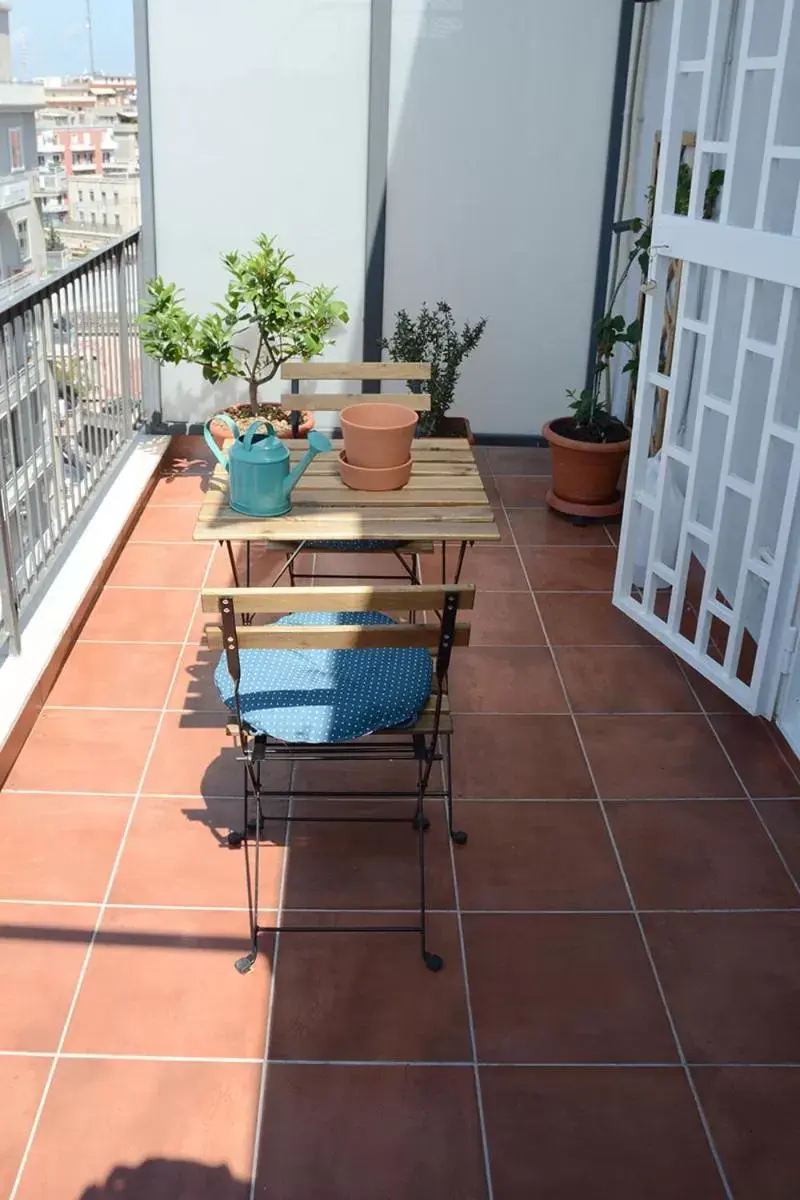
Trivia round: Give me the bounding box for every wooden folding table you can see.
[192,437,500,583]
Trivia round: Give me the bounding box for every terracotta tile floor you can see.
[1,438,800,1198]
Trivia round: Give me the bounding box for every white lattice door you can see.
[614,0,800,715]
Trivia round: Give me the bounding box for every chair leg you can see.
[236,760,262,973]
[442,733,468,845]
[417,759,443,972]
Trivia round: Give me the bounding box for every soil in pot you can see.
[211,403,314,447]
[543,416,630,518]
[340,403,417,469]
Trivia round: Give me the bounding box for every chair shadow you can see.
[77,1157,250,1199]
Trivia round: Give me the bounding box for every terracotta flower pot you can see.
[338,450,412,491]
[543,417,630,518]
[340,402,417,469]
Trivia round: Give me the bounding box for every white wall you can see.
[140,0,623,433]
[383,0,623,437]
[141,0,371,424]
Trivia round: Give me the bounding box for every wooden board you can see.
[282,393,430,411]
[194,438,498,545]
[205,623,470,650]
[201,583,476,614]
[281,361,430,380]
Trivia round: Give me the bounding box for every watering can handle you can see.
[242,420,275,451]
[203,413,239,470]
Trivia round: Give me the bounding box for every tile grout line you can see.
[7,541,217,1200]
[675,662,800,898]
[2,1049,800,1067]
[248,768,294,1200]
[3,898,800,916]
[496,474,737,1200]
[7,786,792,803]
[762,721,800,788]
[247,547,312,1199]
[41,704,749,717]
[0,1051,264,1064]
[440,760,495,1200]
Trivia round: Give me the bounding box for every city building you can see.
[67,171,140,236]
[37,74,137,114]
[0,5,45,295]
[34,80,140,254]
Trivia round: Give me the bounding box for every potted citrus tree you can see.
[381,301,486,439]
[140,234,349,440]
[544,219,648,518]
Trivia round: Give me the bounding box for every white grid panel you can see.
[614,0,800,716]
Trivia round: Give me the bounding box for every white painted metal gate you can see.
[614,0,800,715]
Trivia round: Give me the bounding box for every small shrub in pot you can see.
[140,234,349,438]
[381,301,486,437]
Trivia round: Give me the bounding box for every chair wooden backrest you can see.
[280,361,432,412]
[202,583,473,714]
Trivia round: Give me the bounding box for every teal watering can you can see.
[204,414,332,517]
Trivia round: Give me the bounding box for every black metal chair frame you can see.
[216,589,468,976]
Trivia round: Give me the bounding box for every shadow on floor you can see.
[78,1158,249,1199]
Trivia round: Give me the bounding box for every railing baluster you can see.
[0,482,20,654]
[19,308,48,578]
[40,292,68,545]
[1,321,28,600]
[117,244,132,435]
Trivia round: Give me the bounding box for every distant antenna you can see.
[85,0,96,76]
[18,31,28,79]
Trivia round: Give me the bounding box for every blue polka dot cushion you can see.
[214,611,432,744]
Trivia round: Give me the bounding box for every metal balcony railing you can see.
[0,229,143,655]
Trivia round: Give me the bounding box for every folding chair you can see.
[278,361,434,586]
[202,582,475,974]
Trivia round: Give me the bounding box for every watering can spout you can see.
[283,429,332,498]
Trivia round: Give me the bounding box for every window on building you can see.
[102,150,112,163]
[115,213,121,229]
[101,190,106,201]
[89,190,95,202]
[9,128,23,172]
[37,153,45,167]
[90,211,96,226]
[16,218,30,261]
[78,189,83,202]
[76,208,84,222]
[113,191,119,204]
[101,212,107,226]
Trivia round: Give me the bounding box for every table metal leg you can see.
[453,540,472,584]
[223,540,240,587]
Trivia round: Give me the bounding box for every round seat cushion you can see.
[215,610,432,744]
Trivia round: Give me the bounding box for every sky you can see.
[8,0,135,79]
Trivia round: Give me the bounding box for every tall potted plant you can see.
[544,219,649,518]
[140,234,349,439]
[381,301,486,438]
